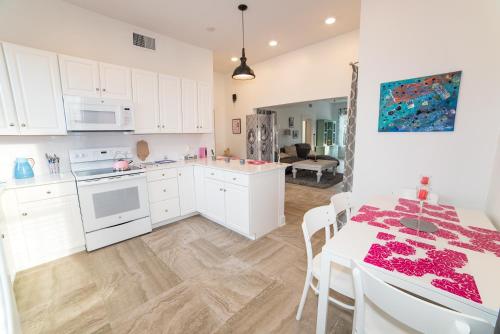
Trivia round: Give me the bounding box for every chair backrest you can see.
[399,188,440,205]
[302,206,337,269]
[330,192,354,223]
[351,261,493,334]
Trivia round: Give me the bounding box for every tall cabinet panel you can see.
[132,69,160,133]
[0,44,18,135]
[58,55,100,97]
[197,81,213,133]
[159,74,182,133]
[181,79,198,133]
[3,43,66,135]
[177,166,195,215]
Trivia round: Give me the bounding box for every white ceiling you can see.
[64,0,360,73]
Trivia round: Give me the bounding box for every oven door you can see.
[77,173,150,232]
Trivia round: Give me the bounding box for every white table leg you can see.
[316,249,332,334]
[292,167,297,179]
[316,170,323,183]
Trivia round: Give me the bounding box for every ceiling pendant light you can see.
[232,4,255,80]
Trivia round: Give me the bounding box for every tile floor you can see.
[14,182,353,333]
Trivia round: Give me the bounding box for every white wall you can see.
[218,30,359,157]
[213,72,230,154]
[486,134,500,228]
[353,0,500,209]
[0,0,214,179]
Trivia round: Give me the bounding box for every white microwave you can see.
[63,95,135,131]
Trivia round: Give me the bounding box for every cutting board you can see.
[136,140,150,161]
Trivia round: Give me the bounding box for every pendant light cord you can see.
[241,10,245,48]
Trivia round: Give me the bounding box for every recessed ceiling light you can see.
[230,57,238,62]
[268,40,278,47]
[325,17,336,25]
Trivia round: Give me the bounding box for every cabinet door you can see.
[99,62,132,100]
[3,43,66,135]
[132,69,160,133]
[194,166,206,213]
[150,198,180,224]
[181,79,198,133]
[224,183,250,234]
[58,54,100,97]
[18,195,85,267]
[204,178,225,223]
[0,44,18,135]
[159,74,182,133]
[197,81,213,133]
[177,166,195,215]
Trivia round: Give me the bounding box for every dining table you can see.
[316,196,500,334]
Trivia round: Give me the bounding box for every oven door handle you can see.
[77,173,146,187]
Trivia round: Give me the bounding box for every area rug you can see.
[285,170,343,189]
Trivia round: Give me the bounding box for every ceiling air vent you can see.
[133,33,156,50]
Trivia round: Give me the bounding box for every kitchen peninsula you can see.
[142,158,288,239]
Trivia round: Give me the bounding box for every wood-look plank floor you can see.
[14,182,352,334]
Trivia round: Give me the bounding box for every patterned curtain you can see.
[343,63,359,192]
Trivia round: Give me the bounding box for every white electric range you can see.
[69,147,151,251]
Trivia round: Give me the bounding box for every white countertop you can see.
[1,173,75,190]
[137,158,289,175]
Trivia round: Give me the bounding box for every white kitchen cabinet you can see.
[132,69,160,133]
[1,182,86,272]
[197,81,213,133]
[0,44,18,135]
[159,74,182,133]
[181,79,198,133]
[224,183,250,234]
[177,166,195,215]
[17,195,85,267]
[99,62,132,100]
[3,43,66,135]
[148,178,179,202]
[204,178,226,223]
[58,54,100,97]
[194,166,206,214]
[150,198,180,224]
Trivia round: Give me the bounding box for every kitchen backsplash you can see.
[0,133,214,180]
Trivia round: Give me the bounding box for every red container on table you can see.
[418,188,428,201]
[420,176,430,185]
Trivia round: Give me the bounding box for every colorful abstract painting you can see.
[378,71,462,132]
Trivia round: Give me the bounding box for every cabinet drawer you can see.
[148,178,179,202]
[150,198,180,224]
[224,171,249,187]
[204,167,225,181]
[147,168,177,182]
[16,181,77,203]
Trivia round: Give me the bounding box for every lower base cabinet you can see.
[224,183,250,234]
[204,178,226,223]
[2,184,85,272]
[150,198,180,223]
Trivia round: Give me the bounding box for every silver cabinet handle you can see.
[162,173,165,176]
[157,125,161,128]
[178,173,182,176]
[210,173,214,176]
[232,177,236,180]
[21,123,26,127]
[102,88,106,92]
[164,209,169,212]
[9,123,15,127]
[162,125,165,128]
[163,189,166,192]
[21,212,27,216]
[46,190,52,194]
[96,88,100,91]
[223,189,227,192]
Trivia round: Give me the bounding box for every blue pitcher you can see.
[14,158,35,179]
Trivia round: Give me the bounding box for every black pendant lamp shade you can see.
[232,4,255,80]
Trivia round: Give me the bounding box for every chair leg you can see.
[296,270,312,320]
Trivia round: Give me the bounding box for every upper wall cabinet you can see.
[197,81,213,133]
[3,43,66,135]
[0,44,18,135]
[59,55,100,97]
[132,69,160,133]
[59,55,132,100]
[99,62,132,100]
[159,74,182,133]
[181,79,198,133]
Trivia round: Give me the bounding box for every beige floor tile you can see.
[141,221,199,253]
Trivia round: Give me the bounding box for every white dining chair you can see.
[296,205,354,321]
[330,192,354,225]
[351,261,493,334]
[399,188,440,205]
